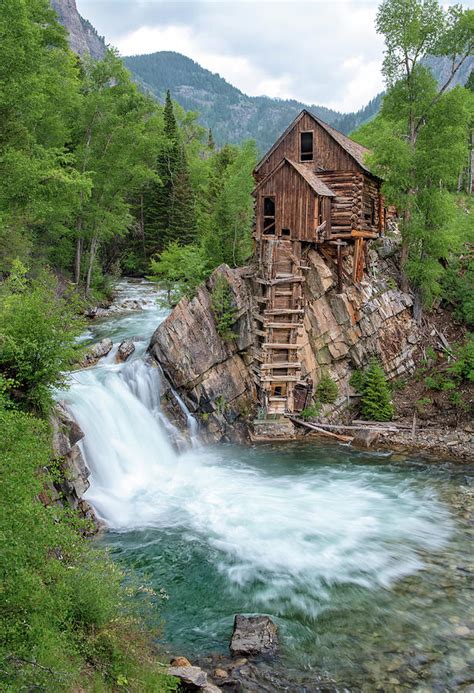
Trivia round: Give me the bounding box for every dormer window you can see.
[300,131,313,161]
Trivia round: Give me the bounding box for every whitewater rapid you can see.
[63,280,453,616]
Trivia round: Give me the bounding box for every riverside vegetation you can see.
[0,0,473,689]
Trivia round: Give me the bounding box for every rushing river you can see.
[62,279,473,691]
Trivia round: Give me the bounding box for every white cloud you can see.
[75,0,465,112]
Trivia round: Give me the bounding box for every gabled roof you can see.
[253,157,335,196]
[287,160,335,196]
[254,109,373,176]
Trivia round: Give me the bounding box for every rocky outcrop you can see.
[149,265,256,442]
[149,248,419,442]
[116,339,135,363]
[230,615,279,657]
[298,246,419,419]
[49,403,96,525]
[50,0,106,59]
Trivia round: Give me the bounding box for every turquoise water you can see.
[102,444,473,690]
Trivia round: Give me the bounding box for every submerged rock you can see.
[230,615,278,657]
[80,337,113,368]
[115,339,135,363]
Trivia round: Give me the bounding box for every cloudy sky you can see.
[76,0,466,113]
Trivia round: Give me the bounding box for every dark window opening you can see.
[271,383,287,397]
[300,131,313,161]
[263,196,276,235]
[363,193,373,223]
[371,198,376,226]
[318,199,323,227]
[281,228,291,237]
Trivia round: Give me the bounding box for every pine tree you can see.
[143,90,196,251]
[360,359,394,422]
[207,128,216,151]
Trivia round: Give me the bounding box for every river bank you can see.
[62,278,473,692]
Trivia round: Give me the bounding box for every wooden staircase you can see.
[253,238,305,415]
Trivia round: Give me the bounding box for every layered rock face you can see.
[150,248,419,441]
[48,403,96,525]
[50,0,106,59]
[149,266,255,442]
[298,246,418,417]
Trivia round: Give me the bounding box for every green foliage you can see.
[441,205,474,326]
[148,241,207,306]
[201,140,257,268]
[416,396,433,414]
[352,359,394,421]
[0,401,177,691]
[300,403,321,421]
[448,334,474,382]
[353,0,474,309]
[0,262,84,412]
[315,372,339,404]
[142,90,196,256]
[211,274,238,341]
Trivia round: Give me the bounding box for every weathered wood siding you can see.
[255,161,330,242]
[317,171,382,236]
[255,112,360,182]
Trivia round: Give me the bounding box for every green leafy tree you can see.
[72,50,158,293]
[203,140,257,267]
[148,241,207,305]
[0,0,88,274]
[355,0,474,315]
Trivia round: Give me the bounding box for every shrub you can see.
[211,274,237,341]
[358,358,394,422]
[300,403,321,420]
[0,262,84,413]
[315,372,338,404]
[448,334,474,383]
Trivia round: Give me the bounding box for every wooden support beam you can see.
[351,229,379,239]
[265,309,304,315]
[261,362,301,369]
[261,376,299,383]
[263,343,299,349]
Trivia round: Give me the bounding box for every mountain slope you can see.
[50,0,106,59]
[123,52,352,150]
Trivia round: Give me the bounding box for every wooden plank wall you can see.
[255,163,318,242]
[255,113,360,182]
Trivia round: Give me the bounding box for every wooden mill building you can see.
[252,109,385,417]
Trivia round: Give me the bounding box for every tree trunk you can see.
[74,237,83,284]
[413,285,423,325]
[85,236,98,295]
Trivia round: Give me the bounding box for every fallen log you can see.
[288,417,353,443]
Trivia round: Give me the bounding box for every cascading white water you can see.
[62,280,454,613]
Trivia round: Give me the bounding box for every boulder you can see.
[230,615,278,657]
[115,339,135,363]
[168,665,208,688]
[170,656,192,668]
[80,338,113,367]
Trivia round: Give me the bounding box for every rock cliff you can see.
[46,403,97,527]
[149,266,256,442]
[149,248,419,442]
[50,0,106,59]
